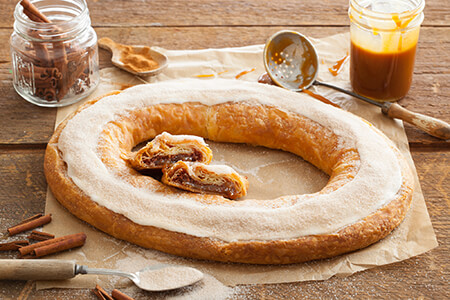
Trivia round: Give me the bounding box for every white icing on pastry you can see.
[58,79,402,242]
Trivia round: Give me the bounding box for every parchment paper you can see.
[37,33,437,291]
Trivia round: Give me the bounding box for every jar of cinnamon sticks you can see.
[11,0,99,107]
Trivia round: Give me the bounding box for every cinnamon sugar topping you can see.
[120,46,159,73]
[57,79,403,242]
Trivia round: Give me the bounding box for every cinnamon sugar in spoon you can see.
[263,30,450,140]
[98,37,168,77]
[0,259,203,292]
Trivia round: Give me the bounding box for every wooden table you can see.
[0,0,448,298]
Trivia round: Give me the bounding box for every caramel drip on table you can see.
[328,52,349,76]
[302,89,340,108]
[196,74,215,78]
[235,68,255,79]
[195,70,228,78]
[119,83,134,90]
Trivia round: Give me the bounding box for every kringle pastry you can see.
[162,161,249,200]
[129,132,213,170]
[44,79,414,264]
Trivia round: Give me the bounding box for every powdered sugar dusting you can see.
[112,249,234,299]
[57,79,403,241]
[155,131,207,146]
[137,266,203,291]
[164,273,234,300]
[105,273,234,300]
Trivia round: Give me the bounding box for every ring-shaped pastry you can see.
[44,79,413,264]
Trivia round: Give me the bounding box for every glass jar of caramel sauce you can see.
[349,0,424,102]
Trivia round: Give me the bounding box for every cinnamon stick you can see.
[17,213,42,225]
[0,240,29,251]
[36,87,57,101]
[27,230,55,241]
[34,77,58,88]
[111,289,135,300]
[53,45,69,100]
[7,214,52,236]
[28,30,51,64]
[18,232,86,257]
[93,285,114,300]
[20,66,61,80]
[20,0,50,23]
[57,52,89,100]
[32,233,86,258]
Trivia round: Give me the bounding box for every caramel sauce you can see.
[235,68,255,79]
[257,72,275,85]
[195,70,228,78]
[302,89,340,108]
[350,10,420,101]
[350,41,417,101]
[328,52,349,76]
[392,13,417,30]
[118,83,134,90]
[195,74,215,78]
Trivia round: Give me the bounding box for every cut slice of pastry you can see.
[162,161,249,200]
[129,132,213,170]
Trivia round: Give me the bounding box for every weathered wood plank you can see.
[2,26,449,72]
[0,150,447,298]
[1,26,448,146]
[0,95,55,145]
[0,150,47,228]
[0,150,47,299]
[2,26,449,71]
[0,0,449,28]
[0,0,448,298]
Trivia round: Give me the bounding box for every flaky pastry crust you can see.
[129,132,213,170]
[162,161,249,199]
[44,89,413,264]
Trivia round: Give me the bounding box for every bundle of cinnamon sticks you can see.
[93,285,136,300]
[1,213,87,259]
[17,0,94,102]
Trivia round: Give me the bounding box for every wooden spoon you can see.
[98,37,168,77]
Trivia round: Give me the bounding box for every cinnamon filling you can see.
[170,168,239,199]
[143,150,203,167]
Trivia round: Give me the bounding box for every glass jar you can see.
[348,0,424,102]
[11,0,99,107]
